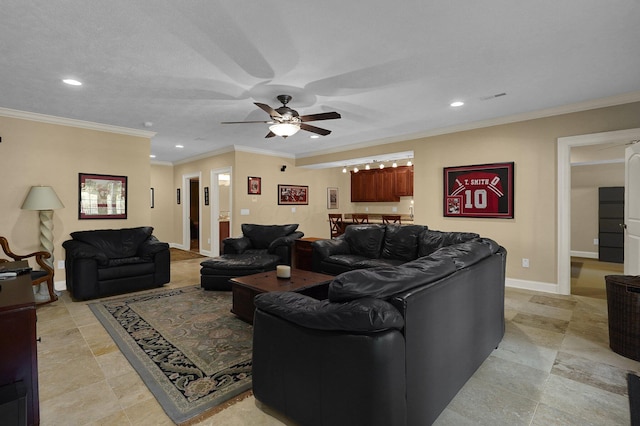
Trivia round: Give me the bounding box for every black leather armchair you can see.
[63,226,170,300]
[200,224,304,290]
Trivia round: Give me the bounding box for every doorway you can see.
[189,178,200,251]
[558,128,640,295]
[182,172,201,252]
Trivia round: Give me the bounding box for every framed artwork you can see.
[177,188,181,204]
[443,162,514,218]
[150,188,154,208]
[78,173,127,219]
[278,184,308,205]
[204,187,209,206]
[248,176,261,194]
[327,187,339,209]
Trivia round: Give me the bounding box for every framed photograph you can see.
[78,173,127,219]
[248,176,261,194]
[443,162,514,218]
[327,187,339,209]
[278,184,308,205]
[150,188,154,209]
[177,188,181,204]
[204,187,209,206]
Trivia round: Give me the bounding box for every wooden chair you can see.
[328,213,344,238]
[0,236,57,304]
[382,215,402,225]
[351,213,369,224]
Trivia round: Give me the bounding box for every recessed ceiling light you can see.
[149,154,156,158]
[62,79,82,86]
[450,101,464,107]
[175,144,184,148]
[310,135,320,139]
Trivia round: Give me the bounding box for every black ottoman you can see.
[200,253,281,290]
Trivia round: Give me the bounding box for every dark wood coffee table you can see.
[230,269,334,324]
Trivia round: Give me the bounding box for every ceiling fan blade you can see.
[299,111,341,122]
[300,123,331,136]
[254,102,282,118]
[265,131,276,138]
[221,120,273,124]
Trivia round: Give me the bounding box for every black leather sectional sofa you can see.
[252,226,507,426]
[312,223,480,275]
[63,226,170,300]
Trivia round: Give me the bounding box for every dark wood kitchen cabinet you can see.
[395,166,414,196]
[0,272,39,425]
[350,166,413,202]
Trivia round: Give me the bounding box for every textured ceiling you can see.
[1,1,639,165]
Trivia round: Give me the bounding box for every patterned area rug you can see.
[89,286,252,425]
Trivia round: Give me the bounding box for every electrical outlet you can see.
[207,238,211,244]
[365,207,369,212]
[392,207,398,212]
[57,260,64,269]
[240,209,249,215]
[291,207,296,213]
[593,238,599,245]
[522,258,529,268]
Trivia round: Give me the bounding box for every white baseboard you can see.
[54,280,67,291]
[570,250,598,259]
[505,278,560,294]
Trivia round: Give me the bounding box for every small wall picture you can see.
[248,176,261,194]
[204,186,209,206]
[278,184,308,205]
[177,188,181,204]
[78,173,127,219]
[150,188,154,208]
[327,187,339,209]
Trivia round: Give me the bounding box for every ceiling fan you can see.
[221,94,341,138]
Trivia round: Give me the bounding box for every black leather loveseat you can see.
[253,233,506,426]
[63,226,170,300]
[200,224,304,290]
[312,223,480,275]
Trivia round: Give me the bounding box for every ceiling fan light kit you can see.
[222,94,341,139]
[269,123,300,137]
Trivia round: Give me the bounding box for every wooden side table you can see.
[0,273,39,425]
[294,237,324,271]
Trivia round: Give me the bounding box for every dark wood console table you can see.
[0,262,39,425]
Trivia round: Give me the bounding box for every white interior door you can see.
[624,142,640,275]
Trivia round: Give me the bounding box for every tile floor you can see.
[35,256,639,425]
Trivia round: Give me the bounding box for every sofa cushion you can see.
[381,225,426,261]
[343,224,386,259]
[352,258,406,269]
[427,241,492,269]
[71,227,153,258]
[255,291,405,332]
[201,253,280,271]
[98,262,155,281]
[418,230,479,257]
[241,224,299,250]
[329,258,457,302]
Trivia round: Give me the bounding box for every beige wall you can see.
[571,163,624,254]
[0,114,152,283]
[298,101,640,287]
[4,101,640,292]
[150,164,175,243]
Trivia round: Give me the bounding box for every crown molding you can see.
[233,144,296,159]
[296,91,640,160]
[0,107,156,138]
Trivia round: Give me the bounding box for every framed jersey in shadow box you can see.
[443,162,514,218]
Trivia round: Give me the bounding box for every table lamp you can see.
[21,185,64,301]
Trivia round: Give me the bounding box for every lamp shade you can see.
[269,123,300,137]
[21,186,64,211]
